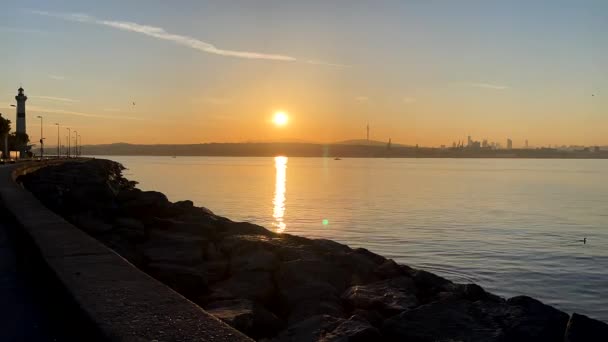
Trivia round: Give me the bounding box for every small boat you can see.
[334,157,342,160]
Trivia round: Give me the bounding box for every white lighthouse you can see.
[15,87,27,134]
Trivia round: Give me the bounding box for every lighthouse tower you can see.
[15,87,27,135]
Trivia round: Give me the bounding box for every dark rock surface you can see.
[18,159,608,341]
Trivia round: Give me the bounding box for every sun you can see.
[272,111,289,126]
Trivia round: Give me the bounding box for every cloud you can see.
[31,10,343,65]
[48,74,66,81]
[34,95,78,103]
[355,96,369,102]
[27,105,145,121]
[466,82,509,90]
[402,97,416,104]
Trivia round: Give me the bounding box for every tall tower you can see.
[366,123,369,143]
[15,87,27,135]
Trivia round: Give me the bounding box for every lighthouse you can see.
[15,87,27,135]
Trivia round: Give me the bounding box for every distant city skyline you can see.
[1,1,606,146]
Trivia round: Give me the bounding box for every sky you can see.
[0,0,607,147]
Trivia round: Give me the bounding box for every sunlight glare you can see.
[272,156,288,233]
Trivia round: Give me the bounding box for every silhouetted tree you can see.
[0,114,10,158]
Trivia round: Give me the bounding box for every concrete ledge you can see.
[0,160,252,341]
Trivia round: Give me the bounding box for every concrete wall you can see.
[0,160,252,341]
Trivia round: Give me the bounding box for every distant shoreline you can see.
[66,142,608,159]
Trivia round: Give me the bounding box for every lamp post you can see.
[55,123,60,158]
[37,115,44,159]
[78,134,82,156]
[66,128,71,158]
[73,130,78,158]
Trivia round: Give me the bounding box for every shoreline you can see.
[18,159,608,341]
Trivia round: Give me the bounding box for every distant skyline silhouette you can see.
[1,1,606,146]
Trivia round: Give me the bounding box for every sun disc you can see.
[273,111,289,126]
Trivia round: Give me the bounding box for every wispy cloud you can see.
[466,82,510,90]
[34,95,78,103]
[403,97,416,104]
[48,74,66,81]
[31,10,344,66]
[27,105,145,121]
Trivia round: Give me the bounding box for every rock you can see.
[374,259,405,279]
[213,271,275,304]
[288,298,345,325]
[383,296,570,342]
[273,315,343,342]
[231,249,279,273]
[502,295,570,341]
[382,299,504,342]
[341,276,419,316]
[220,221,275,236]
[141,231,205,266]
[70,214,114,235]
[113,217,146,241]
[322,318,381,342]
[120,190,172,217]
[565,312,608,342]
[205,299,282,339]
[146,262,207,295]
[409,269,456,302]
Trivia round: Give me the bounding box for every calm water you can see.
[105,156,608,321]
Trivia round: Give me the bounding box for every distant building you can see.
[467,135,472,148]
[507,138,513,150]
[525,139,529,149]
[594,146,600,152]
[482,139,488,148]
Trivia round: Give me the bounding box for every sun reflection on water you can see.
[272,156,287,233]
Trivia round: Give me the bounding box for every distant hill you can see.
[72,142,608,159]
[334,139,412,147]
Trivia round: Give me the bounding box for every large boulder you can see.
[322,317,381,341]
[205,299,282,339]
[272,315,343,342]
[230,249,280,273]
[501,295,569,341]
[141,231,205,266]
[212,271,276,304]
[564,312,608,342]
[146,262,207,295]
[70,214,114,235]
[382,299,504,342]
[341,276,419,316]
[382,296,570,342]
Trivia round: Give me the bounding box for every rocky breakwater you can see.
[18,159,608,342]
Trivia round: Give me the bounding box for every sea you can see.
[103,156,608,322]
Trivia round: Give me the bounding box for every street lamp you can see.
[78,134,82,156]
[66,128,71,158]
[73,130,78,158]
[55,123,60,158]
[37,115,44,159]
